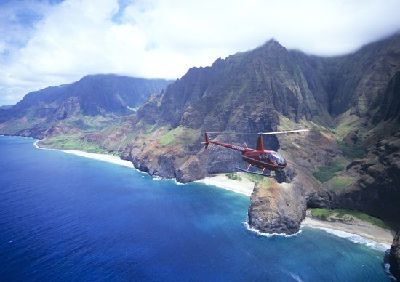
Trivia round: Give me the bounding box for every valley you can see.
[1,34,399,279]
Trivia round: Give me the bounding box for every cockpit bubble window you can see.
[271,151,285,165]
[260,154,270,161]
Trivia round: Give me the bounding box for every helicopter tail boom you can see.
[202,132,246,152]
[201,132,210,149]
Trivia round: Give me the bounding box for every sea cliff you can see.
[1,35,400,278]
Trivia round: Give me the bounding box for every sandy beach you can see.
[34,141,133,168]
[195,173,255,196]
[196,172,393,249]
[301,216,393,249]
[33,140,394,250]
[61,150,134,168]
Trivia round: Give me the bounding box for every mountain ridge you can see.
[119,33,399,241]
[0,74,172,138]
[1,33,400,279]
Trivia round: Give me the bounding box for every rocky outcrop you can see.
[374,72,400,123]
[120,34,400,238]
[247,121,340,233]
[248,180,307,234]
[329,34,400,116]
[2,33,400,241]
[147,39,333,131]
[390,231,400,280]
[0,74,172,135]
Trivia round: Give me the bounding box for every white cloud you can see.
[1,0,400,105]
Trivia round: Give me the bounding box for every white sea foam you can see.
[195,174,254,196]
[288,272,304,282]
[61,150,134,168]
[33,141,134,168]
[243,222,302,238]
[173,179,187,185]
[33,140,252,194]
[245,218,391,252]
[31,139,394,254]
[152,176,162,181]
[150,175,187,186]
[302,225,391,251]
[33,140,58,151]
[32,141,193,185]
[384,262,397,281]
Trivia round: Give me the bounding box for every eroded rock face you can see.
[332,133,400,224]
[2,34,399,241]
[248,180,307,235]
[246,119,340,234]
[390,231,400,280]
[0,75,172,136]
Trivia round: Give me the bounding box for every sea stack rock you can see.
[248,179,306,235]
[390,231,400,280]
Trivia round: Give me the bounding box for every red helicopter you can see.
[202,129,309,176]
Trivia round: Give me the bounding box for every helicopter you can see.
[202,129,309,176]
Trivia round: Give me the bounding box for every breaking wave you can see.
[243,222,302,238]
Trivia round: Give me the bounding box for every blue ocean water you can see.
[0,136,391,281]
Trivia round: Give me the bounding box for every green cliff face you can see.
[391,231,400,279]
[1,35,399,249]
[145,39,331,130]
[0,74,171,138]
[122,34,400,236]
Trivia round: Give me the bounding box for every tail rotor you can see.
[201,132,210,149]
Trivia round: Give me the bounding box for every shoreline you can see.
[244,222,302,238]
[194,172,393,250]
[32,139,393,251]
[195,173,255,196]
[34,140,133,168]
[61,150,134,168]
[301,216,393,250]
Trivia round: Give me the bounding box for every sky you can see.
[1,0,400,105]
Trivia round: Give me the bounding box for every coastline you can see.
[301,216,393,250]
[32,139,393,251]
[244,222,302,237]
[33,140,133,168]
[195,173,255,196]
[61,150,134,168]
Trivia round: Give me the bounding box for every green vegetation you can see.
[225,172,242,181]
[246,173,264,183]
[1,117,48,134]
[159,127,200,146]
[259,178,272,191]
[278,114,299,130]
[313,158,349,183]
[310,208,390,229]
[339,142,366,159]
[40,133,109,154]
[331,114,366,159]
[100,124,121,135]
[310,208,331,220]
[159,128,181,145]
[138,124,160,139]
[65,115,117,132]
[326,176,355,192]
[334,114,359,141]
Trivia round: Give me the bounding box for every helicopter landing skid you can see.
[236,167,271,177]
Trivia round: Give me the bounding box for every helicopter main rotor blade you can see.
[206,129,309,135]
[258,129,309,135]
[206,132,253,134]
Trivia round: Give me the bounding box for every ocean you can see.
[0,136,391,281]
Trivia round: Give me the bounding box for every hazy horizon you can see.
[1,0,400,105]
